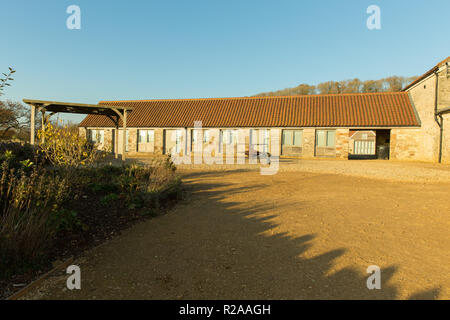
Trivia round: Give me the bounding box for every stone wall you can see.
[302,129,316,158]
[442,113,450,163]
[390,128,421,160]
[396,65,450,163]
[398,74,439,162]
[104,128,113,152]
[437,65,450,163]
[336,128,349,159]
[79,127,87,139]
[438,64,450,110]
[81,126,354,160]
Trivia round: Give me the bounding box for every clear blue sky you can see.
[1,0,449,122]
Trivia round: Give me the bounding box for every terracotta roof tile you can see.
[79,92,420,128]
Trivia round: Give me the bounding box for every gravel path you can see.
[20,165,450,300]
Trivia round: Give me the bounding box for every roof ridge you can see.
[99,91,406,104]
[403,56,450,91]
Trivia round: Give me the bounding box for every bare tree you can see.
[0,100,30,139]
[0,67,15,96]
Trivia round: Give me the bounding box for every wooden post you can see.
[30,105,36,145]
[114,126,119,159]
[41,109,46,144]
[122,110,127,161]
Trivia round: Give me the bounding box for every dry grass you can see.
[0,163,69,277]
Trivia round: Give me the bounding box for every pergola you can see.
[23,99,133,160]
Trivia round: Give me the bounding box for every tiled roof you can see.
[79,92,420,128]
[403,56,450,91]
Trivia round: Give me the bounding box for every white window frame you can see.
[203,129,210,143]
[316,129,336,148]
[89,129,104,144]
[175,130,182,153]
[139,129,154,143]
[282,129,302,147]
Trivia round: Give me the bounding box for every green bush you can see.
[100,193,119,206]
[49,209,83,233]
[0,142,43,172]
[117,161,180,208]
[89,182,120,193]
[0,142,35,161]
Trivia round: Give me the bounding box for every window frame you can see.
[316,129,336,148]
[203,129,210,143]
[282,129,303,147]
[139,129,154,143]
[88,129,104,144]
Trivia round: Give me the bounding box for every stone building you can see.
[79,57,450,163]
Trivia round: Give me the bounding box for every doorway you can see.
[375,129,390,160]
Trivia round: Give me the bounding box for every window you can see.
[251,129,270,145]
[138,130,154,143]
[138,130,144,143]
[191,130,198,144]
[250,129,270,153]
[230,130,238,144]
[175,130,182,153]
[282,130,302,146]
[316,130,335,147]
[221,129,238,144]
[203,130,210,143]
[88,129,104,144]
[191,129,200,151]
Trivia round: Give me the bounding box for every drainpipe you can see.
[434,70,443,163]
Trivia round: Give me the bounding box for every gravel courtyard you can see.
[22,160,450,299]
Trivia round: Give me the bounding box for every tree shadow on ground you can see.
[170,170,441,300]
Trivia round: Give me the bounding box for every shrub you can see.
[100,193,119,206]
[0,142,43,171]
[117,161,181,208]
[0,144,181,279]
[49,209,83,233]
[0,142,35,161]
[0,162,69,277]
[37,123,103,169]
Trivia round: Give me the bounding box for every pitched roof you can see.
[79,92,420,128]
[402,56,450,91]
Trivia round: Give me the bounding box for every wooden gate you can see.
[354,140,375,155]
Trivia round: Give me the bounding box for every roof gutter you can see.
[437,106,450,115]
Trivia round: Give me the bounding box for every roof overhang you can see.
[23,99,133,117]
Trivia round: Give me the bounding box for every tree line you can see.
[253,76,418,97]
